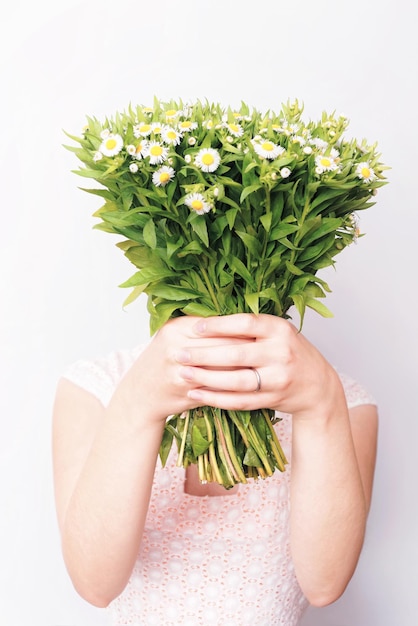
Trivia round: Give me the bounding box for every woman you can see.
[52,313,378,626]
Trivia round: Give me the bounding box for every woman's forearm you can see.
[290,390,368,607]
[61,387,165,607]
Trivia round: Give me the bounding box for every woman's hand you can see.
[168,313,344,419]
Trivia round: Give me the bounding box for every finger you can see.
[179,365,264,393]
[187,387,270,412]
[175,341,258,368]
[193,313,295,339]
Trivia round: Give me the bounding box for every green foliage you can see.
[67,97,388,487]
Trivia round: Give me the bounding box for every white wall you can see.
[1,1,416,624]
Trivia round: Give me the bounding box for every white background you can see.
[0,1,416,624]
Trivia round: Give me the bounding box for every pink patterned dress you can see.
[64,347,375,626]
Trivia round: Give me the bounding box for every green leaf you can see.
[143,218,157,249]
[227,256,257,288]
[191,421,211,456]
[244,292,259,315]
[243,446,262,467]
[119,267,173,287]
[285,261,305,276]
[240,184,262,203]
[269,223,299,241]
[235,231,262,257]
[159,427,174,466]
[150,284,201,300]
[290,294,306,329]
[260,212,273,232]
[121,284,148,306]
[182,302,218,316]
[188,212,209,247]
[306,297,334,318]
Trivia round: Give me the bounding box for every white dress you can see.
[64,347,375,626]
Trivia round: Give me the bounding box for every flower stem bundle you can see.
[67,97,387,488]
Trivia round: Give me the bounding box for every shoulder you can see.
[336,369,377,410]
[61,345,146,406]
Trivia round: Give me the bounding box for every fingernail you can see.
[194,320,206,334]
[175,350,191,363]
[188,389,203,401]
[180,366,194,381]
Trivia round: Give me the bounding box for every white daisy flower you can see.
[330,147,340,159]
[291,135,306,146]
[194,148,221,172]
[129,162,139,173]
[151,122,163,135]
[99,133,124,157]
[161,126,182,146]
[165,108,179,120]
[280,167,292,178]
[224,122,244,137]
[100,128,111,139]
[311,137,328,150]
[184,154,192,163]
[178,120,198,132]
[303,146,313,155]
[271,123,283,133]
[126,144,137,156]
[356,162,376,183]
[93,151,103,162]
[185,192,212,215]
[133,140,149,160]
[152,165,175,187]
[252,140,285,160]
[204,120,214,129]
[188,137,196,146]
[146,141,169,165]
[315,154,339,173]
[133,123,152,138]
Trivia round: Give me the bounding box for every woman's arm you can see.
[290,397,377,606]
[52,378,166,607]
[52,316,221,606]
[175,313,378,605]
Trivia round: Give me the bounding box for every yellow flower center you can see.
[262,142,274,152]
[180,121,192,129]
[229,124,239,133]
[202,153,215,165]
[159,172,170,183]
[167,130,177,140]
[153,126,162,133]
[206,120,214,129]
[105,138,117,150]
[272,124,280,131]
[320,157,331,167]
[165,109,177,117]
[139,124,151,133]
[150,145,163,156]
[136,144,143,154]
[191,200,204,211]
[361,166,371,178]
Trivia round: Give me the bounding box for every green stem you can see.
[176,411,190,468]
[203,411,223,485]
[198,263,222,314]
[262,409,288,471]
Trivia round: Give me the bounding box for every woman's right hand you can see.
[119,315,248,423]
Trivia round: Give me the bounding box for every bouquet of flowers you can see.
[66,97,387,488]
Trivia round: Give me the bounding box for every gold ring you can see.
[253,368,261,392]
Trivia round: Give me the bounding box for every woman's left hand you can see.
[176,313,344,418]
